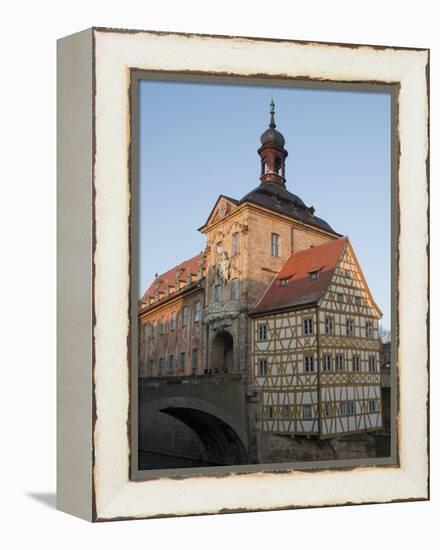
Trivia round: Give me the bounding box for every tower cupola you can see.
[258,100,288,187]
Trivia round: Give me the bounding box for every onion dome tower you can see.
[258,100,288,187]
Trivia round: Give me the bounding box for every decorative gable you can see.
[319,240,382,318]
[200,195,239,231]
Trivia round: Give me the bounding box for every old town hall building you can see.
[138,102,383,464]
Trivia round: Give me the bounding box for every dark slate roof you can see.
[251,237,347,315]
[239,183,339,235]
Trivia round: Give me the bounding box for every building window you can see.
[303,405,312,420]
[191,349,198,371]
[337,292,344,303]
[304,355,314,373]
[369,400,377,413]
[324,403,331,417]
[283,406,290,420]
[160,316,165,334]
[346,319,354,336]
[171,311,177,331]
[355,296,362,306]
[232,232,239,256]
[231,278,240,301]
[368,355,377,372]
[366,321,373,338]
[271,233,280,257]
[323,355,332,372]
[309,270,319,281]
[179,352,185,371]
[303,318,313,335]
[182,306,189,327]
[335,355,344,371]
[352,355,360,372]
[267,406,274,420]
[340,401,356,415]
[151,322,155,339]
[214,284,222,303]
[194,301,201,322]
[345,269,352,280]
[258,324,267,341]
[158,357,164,376]
[325,317,334,335]
[258,359,268,376]
[167,355,174,373]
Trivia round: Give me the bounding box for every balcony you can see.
[204,300,241,324]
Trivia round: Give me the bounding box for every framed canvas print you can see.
[57,27,429,522]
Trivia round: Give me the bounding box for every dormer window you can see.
[309,270,320,281]
[280,278,288,287]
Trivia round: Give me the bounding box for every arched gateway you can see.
[210,330,233,373]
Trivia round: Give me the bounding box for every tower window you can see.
[167,355,174,373]
[275,157,282,175]
[262,160,267,174]
[214,285,222,303]
[232,232,239,256]
[191,349,199,370]
[258,324,267,341]
[304,355,314,373]
[231,278,240,301]
[335,355,344,371]
[194,301,201,322]
[258,359,268,376]
[303,318,313,335]
[303,405,312,420]
[214,284,222,303]
[352,355,360,372]
[271,233,280,257]
[179,352,185,371]
[323,355,332,372]
[181,306,188,327]
[325,317,334,335]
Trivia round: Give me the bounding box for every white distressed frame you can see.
[58,28,429,521]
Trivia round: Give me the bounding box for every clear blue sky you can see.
[139,80,391,330]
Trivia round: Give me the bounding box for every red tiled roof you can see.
[252,237,347,315]
[141,254,203,303]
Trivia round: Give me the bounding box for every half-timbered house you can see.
[251,237,383,438]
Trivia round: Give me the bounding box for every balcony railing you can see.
[204,300,241,323]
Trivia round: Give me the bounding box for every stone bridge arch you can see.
[143,396,249,465]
